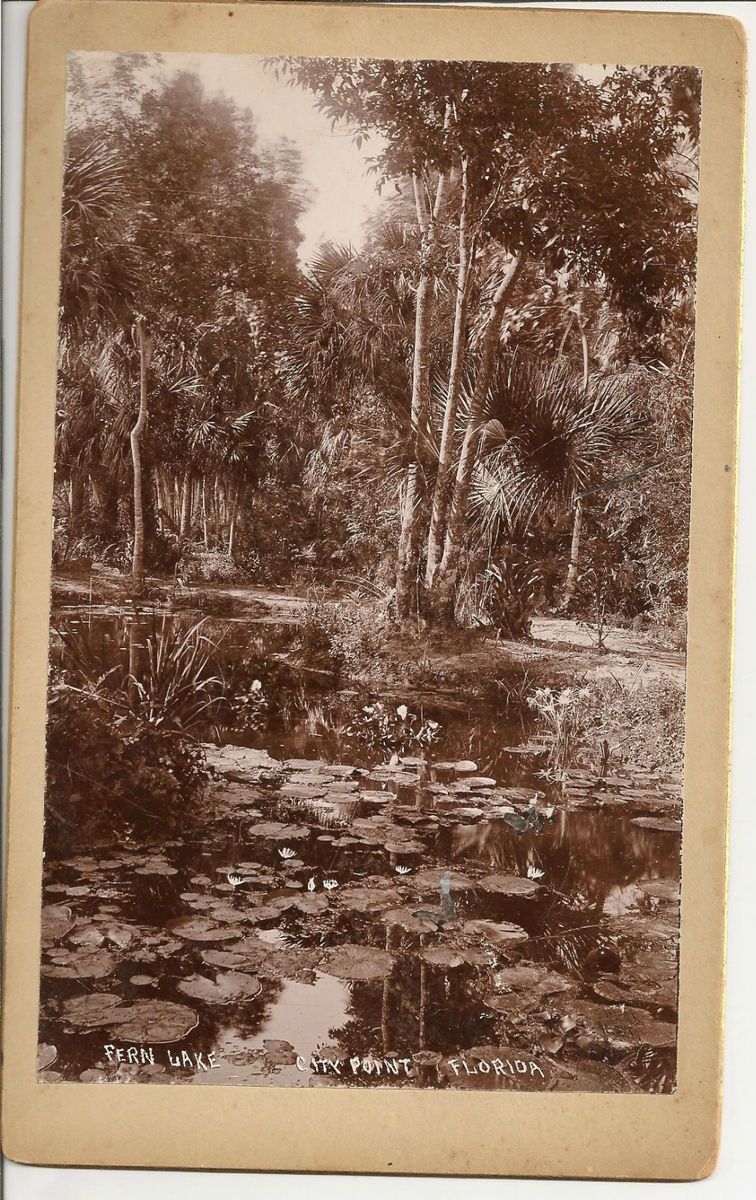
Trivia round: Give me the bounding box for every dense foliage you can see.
[56,54,698,641]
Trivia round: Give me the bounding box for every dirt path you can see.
[529,616,685,687]
[52,570,684,689]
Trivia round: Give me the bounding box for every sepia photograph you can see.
[37,48,699,1096]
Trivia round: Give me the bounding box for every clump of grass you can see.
[56,614,226,733]
[583,674,686,772]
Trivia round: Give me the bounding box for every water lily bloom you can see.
[227,872,243,888]
[395,865,412,875]
[323,879,338,891]
[396,704,408,720]
[527,866,545,880]
[250,679,263,693]
[307,876,316,891]
[278,847,296,859]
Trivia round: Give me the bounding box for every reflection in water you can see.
[41,613,681,1094]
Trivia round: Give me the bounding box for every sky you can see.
[74,51,384,265]
[73,53,613,267]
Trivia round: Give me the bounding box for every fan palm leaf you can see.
[470,358,646,536]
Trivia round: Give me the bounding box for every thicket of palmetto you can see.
[56,54,697,645]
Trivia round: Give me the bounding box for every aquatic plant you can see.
[346,700,441,754]
[56,614,226,732]
[526,684,592,779]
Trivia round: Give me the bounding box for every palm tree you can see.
[466,358,646,627]
[58,134,144,570]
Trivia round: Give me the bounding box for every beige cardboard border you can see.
[1,0,746,1179]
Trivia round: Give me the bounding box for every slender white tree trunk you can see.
[130,319,154,595]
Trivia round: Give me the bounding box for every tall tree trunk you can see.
[178,468,191,552]
[68,472,84,541]
[432,249,526,621]
[562,314,589,605]
[563,494,583,607]
[201,478,210,550]
[227,484,238,558]
[426,156,473,588]
[395,167,448,624]
[153,471,163,534]
[213,476,222,547]
[130,319,154,595]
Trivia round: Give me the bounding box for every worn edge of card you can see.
[1,0,745,1179]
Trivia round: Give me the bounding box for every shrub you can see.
[294,600,387,678]
[181,551,241,585]
[584,674,686,771]
[45,681,207,855]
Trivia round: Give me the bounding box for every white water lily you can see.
[307,876,316,892]
[227,872,243,888]
[526,865,545,880]
[323,879,338,891]
[395,865,412,875]
[278,847,296,860]
[396,704,408,720]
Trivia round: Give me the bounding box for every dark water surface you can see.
[40,612,682,1093]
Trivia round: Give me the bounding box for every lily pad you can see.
[479,874,541,898]
[68,924,106,949]
[167,916,239,942]
[410,867,474,892]
[463,919,529,947]
[262,1038,297,1066]
[40,904,76,946]
[359,790,397,804]
[339,886,401,914]
[559,999,676,1052]
[204,744,281,777]
[202,944,267,973]
[322,943,395,981]
[247,821,310,841]
[382,908,439,935]
[134,861,178,876]
[103,922,139,950]
[418,946,487,969]
[385,839,426,855]
[493,964,571,995]
[41,947,117,979]
[280,784,327,799]
[274,893,328,916]
[177,971,262,1004]
[61,993,127,1028]
[107,999,200,1044]
[37,1043,58,1071]
[484,992,539,1017]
